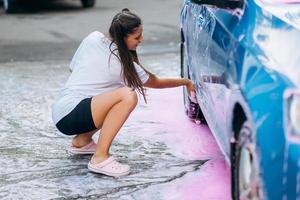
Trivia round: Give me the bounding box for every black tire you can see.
[231,121,262,200]
[81,0,95,8]
[3,0,18,14]
[231,124,243,200]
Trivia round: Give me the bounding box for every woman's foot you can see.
[88,156,130,177]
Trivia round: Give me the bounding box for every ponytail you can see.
[108,9,148,103]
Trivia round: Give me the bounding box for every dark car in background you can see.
[181,0,300,199]
[1,0,95,13]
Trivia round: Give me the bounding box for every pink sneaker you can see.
[88,156,130,177]
[68,141,97,155]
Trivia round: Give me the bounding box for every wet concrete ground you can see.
[0,0,230,199]
[0,51,230,200]
[0,0,181,63]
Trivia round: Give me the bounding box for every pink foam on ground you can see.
[165,158,231,200]
[133,87,222,160]
[131,87,230,199]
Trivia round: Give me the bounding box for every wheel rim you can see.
[239,146,253,199]
[238,139,262,200]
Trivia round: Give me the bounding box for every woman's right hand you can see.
[186,80,197,103]
[186,79,195,94]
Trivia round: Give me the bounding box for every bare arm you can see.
[143,74,195,94]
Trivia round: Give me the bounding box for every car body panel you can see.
[181,0,300,199]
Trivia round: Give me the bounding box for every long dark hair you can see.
[108,8,149,103]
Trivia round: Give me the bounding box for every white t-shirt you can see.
[52,31,149,124]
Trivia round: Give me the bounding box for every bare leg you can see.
[90,87,138,163]
[72,129,98,148]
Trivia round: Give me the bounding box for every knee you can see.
[122,87,138,108]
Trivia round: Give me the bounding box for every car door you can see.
[181,1,244,156]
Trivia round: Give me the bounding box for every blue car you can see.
[180,0,300,199]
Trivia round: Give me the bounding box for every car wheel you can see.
[231,121,263,200]
[81,0,95,8]
[3,0,18,14]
